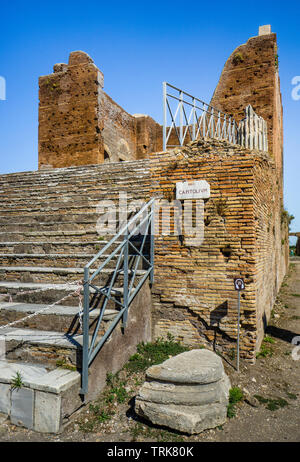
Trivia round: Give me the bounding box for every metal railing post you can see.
[122,230,129,328]
[192,98,196,141]
[163,82,167,151]
[150,201,155,285]
[180,90,183,145]
[80,266,90,397]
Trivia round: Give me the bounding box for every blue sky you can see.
[0,0,299,241]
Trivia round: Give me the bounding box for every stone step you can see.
[1,327,83,369]
[0,265,147,285]
[0,221,99,232]
[0,281,136,306]
[0,301,119,333]
[0,218,139,233]
[0,212,104,224]
[0,240,110,254]
[0,163,149,189]
[0,188,151,208]
[0,251,147,269]
[0,253,96,268]
[0,230,105,243]
[0,180,150,199]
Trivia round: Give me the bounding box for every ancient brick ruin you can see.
[38,51,162,169]
[35,25,290,359]
[0,24,290,433]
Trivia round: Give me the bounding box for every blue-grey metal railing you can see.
[163,82,239,151]
[80,198,155,396]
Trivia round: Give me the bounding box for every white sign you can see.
[176,180,210,200]
[234,278,245,291]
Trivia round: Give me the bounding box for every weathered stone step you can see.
[0,212,104,224]
[0,281,136,306]
[0,241,108,254]
[0,265,146,285]
[0,178,150,197]
[0,163,148,181]
[0,221,98,232]
[0,230,104,243]
[0,252,142,269]
[1,327,83,368]
[0,301,119,333]
[0,162,150,188]
[0,186,151,206]
[0,253,95,268]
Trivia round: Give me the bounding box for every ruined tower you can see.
[38,51,162,169]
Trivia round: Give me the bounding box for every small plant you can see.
[256,336,275,358]
[281,209,294,230]
[291,293,300,298]
[125,335,189,373]
[286,392,297,400]
[97,410,112,423]
[254,395,288,411]
[232,52,244,65]
[227,387,243,418]
[227,348,236,361]
[263,335,275,344]
[104,372,128,404]
[56,358,77,371]
[11,371,24,389]
[275,54,279,69]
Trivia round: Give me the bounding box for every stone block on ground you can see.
[135,349,231,434]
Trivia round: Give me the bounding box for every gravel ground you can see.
[0,262,299,443]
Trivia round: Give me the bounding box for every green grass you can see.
[56,359,77,371]
[254,395,289,411]
[227,387,244,418]
[291,293,300,298]
[286,392,297,400]
[256,336,276,358]
[104,373,129,404]
[125,334,189,373]
[263,335,275,344]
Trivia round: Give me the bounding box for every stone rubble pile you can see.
[135,349,231,434]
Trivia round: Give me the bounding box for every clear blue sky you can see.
[0,0,299,241]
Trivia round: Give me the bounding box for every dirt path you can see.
[0,261,299,443]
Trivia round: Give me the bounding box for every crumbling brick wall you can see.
[210,29,283,200]
[149,138,288,361]
[39,52,105,169]
[38,51,163,168]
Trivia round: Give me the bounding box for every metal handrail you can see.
[80,198,155,396]
[163,81,239,150]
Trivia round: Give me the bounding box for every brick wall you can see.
[38,51,164,168]
[39,52,105,169]
[210,30,283,200]
[149,138,288,361]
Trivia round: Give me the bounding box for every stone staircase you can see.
[0,161,152,433]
